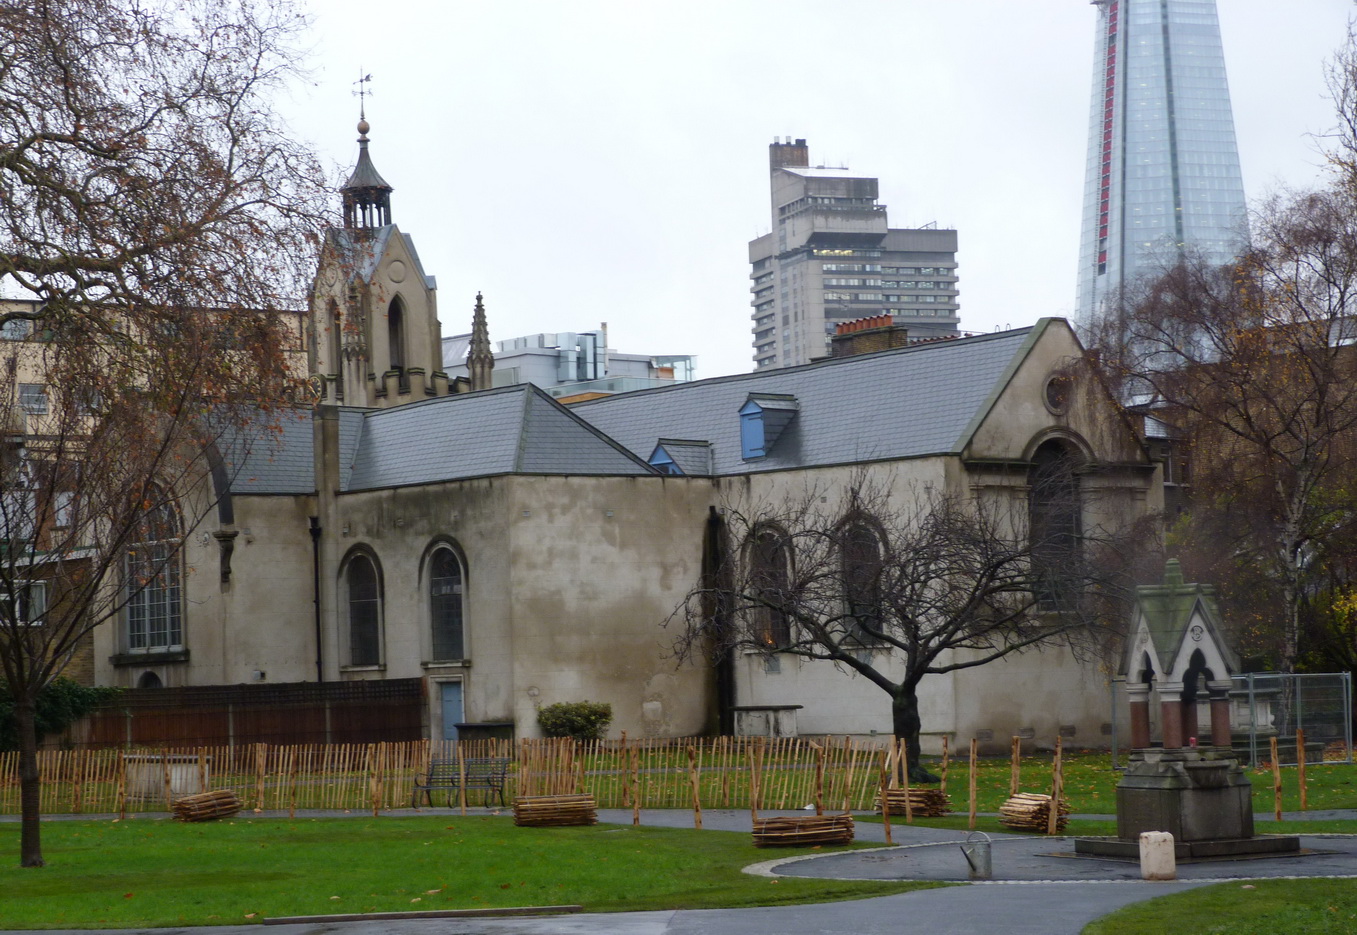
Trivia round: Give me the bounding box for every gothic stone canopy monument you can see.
[1076,561,1299,859]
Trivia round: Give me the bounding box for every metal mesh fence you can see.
[1232,672,1353,768]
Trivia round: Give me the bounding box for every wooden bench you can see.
[412,757,510,808]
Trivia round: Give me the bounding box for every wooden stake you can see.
[1297,727,1308,811]
[812,741,825,816]
[968,738,978,830]
[721,735,731,808]
[288,748,298,819]
[687,746,703,829]
[1010,735,1021,796]
[1047,736,1063,837]
[1271,736,1283,821]
[630,741,641,826]
[901,740,913,824]
[255,743,266,812]
[748,741,762,822]
[457,740,468,815]
[939,735,950,797]
[878,750,893,845]
[116,751,127,820]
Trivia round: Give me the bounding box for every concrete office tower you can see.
[749,139,959,369]
[1076,0,1247,324]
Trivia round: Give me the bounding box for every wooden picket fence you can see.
[0,735,919,816]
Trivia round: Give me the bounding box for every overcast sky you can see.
[286,0,1354,379]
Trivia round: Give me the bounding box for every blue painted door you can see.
[440,682,464,741]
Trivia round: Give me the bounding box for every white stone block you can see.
[1139,831,1176,881]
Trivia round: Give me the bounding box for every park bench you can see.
[412,756,510,808]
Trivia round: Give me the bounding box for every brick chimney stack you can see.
[769,137,809,170]
[830,315,911,358]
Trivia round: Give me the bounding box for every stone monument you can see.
[1076,561,1299,859]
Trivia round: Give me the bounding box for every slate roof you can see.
[222,411,316,495]
[655,439,714,476]
[341,384,655,492]
[1126,560,1239,678]
[572,325,1043,475]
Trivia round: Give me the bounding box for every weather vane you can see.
[353,71,373,118]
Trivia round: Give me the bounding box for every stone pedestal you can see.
[1075,748,1300,859]
[1116,748,1252,841]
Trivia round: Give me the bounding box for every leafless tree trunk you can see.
[0,0,327,867]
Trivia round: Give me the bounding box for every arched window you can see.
[328,300,343,401]
[429,547,465,661]
[749,528,792,648]
[1028,439,1082,607]
[125,498,182,652]
[388,298,407,390]
[840,521,882,644]
[345,553,383,666]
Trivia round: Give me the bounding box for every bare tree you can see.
[1081,28,1357,679]
[1091,184,1357,676]
[0,0,327,867]
[670,474,1127,782]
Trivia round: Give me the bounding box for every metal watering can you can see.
[960,831,992,880]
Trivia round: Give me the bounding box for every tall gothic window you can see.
[125,499,182,651]
[346,553,382,666]
[429,547,465,661]
[388,297,407,391]
[1028,440,1082,608]
[840,521,882,644]
[749,527,792,648]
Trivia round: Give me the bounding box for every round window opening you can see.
[1045,374,1071,413]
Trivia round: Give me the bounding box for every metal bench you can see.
[412,756,509,808]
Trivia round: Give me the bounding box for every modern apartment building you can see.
[442,326,694,402]
[748,139,959,369]
[1075,0,1247,323]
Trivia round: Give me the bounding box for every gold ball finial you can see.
[357,117,370,139]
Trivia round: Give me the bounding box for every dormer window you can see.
[648,439,714,476]
[739,394,798,460]
[649,447,683,475]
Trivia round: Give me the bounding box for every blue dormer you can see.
[648,438,714,476]
[648,445,682,475]
[739,394,798,460]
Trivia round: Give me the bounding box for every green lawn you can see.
[0,816,937,929]
[1083,879,1357,935]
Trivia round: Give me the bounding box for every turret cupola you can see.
[340,114,393,230]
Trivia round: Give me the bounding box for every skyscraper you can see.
[749,139,959,369]
[1076,0,1248,322]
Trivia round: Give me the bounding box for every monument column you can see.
[1127,681,1152,749]
[1207,680,1233,749]
[1158,680,1185,749]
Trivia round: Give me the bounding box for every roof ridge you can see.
[572,325,1038,409]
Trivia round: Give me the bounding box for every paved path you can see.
[5,808,1356,935]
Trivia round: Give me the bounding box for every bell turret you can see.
[340,115,393,229]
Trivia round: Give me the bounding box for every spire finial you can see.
[340,71,393,230]
[468,292,495,392]
[354,71,373,141]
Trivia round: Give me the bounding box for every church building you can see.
[88,121,1161,750]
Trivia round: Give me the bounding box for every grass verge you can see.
[0,816,936,929]
[1083,878,1357,934]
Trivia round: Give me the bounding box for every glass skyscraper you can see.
[1076,0,1248,323]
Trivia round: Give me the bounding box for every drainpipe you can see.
[309,516,323,682]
